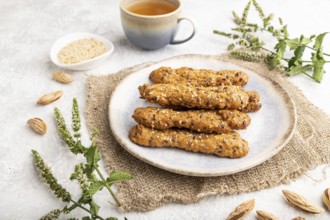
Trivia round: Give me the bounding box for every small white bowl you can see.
[50,33,114,71]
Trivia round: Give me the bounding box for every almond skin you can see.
[282,190,324,214]
[37,91,63,105]
[323,188,330,210]
[256,210,279,220]
[52,71,74,84]
[27,118,47,135]
[226,199,255,220]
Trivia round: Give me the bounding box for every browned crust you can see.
[132,107,251,133]
[203,88,262,112]
[242,102,262,112]
[242,91,262,112]
[138,84,251,110]
[149,67,248,86]
[129,124,249,158]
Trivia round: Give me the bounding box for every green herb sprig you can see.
[214,0,329,82]
[32,98,132,220]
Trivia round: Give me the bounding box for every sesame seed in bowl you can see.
[50,33,114,71]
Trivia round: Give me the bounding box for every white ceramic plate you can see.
[109,55,297,177]
[50,33,114,71]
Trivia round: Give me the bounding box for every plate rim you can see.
[108,54,297,177]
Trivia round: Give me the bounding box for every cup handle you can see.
[170,18,196,45]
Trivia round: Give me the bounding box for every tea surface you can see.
[127,0,177,16]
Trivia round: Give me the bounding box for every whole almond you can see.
[323,188,330,210]
[226,199,255,220]
[37,90,63,105]
[292,217,305,220]
[256,210,279,220]
[282,190,324,214]
[27,118,47,135]
[52,71,74,84]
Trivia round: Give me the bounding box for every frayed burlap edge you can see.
[85,54,330,212]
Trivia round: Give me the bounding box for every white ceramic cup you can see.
[120,0,195,50]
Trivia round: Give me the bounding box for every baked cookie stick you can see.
[138,84,250,110]
[165,86,262,112]
[132,107,251,133]
[150,67,248,86]
[204,87,262,112]
[242,91,262,112]
[129,124,249,158]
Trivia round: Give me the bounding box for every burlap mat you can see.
[85,54,330,212]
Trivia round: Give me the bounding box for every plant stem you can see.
[261,46,319,80]
[260,47,290,62]
[305,45,330,57]
[261,47,318,82]
[259,27,330,57]
[260,46,275,54]
[95,167,121,207]
[70,199,105,220]
[301,71,316,81]
[301,60,330,63]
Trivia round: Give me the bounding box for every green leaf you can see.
[312,49,326,82]
[90,201,100,216]
[265,54,278,69]
[299,35,312,45]
[88,181,104,196]
[294,45,305,59]
[82,217,91,220]
[285,38,299,50]
[279,17,283,25]
[84,164,98,182]
[106,218,118,220]
[287,45,306,69]
[289,65,312,76]
[107,171,132,184]
[286,36,311,51]
[91,174,98,182]
[283,25,289,38]
[84,164,94,178]
[78,191,92,204]
[85,145,100,168]
[267,26,274,32]
[275,40,286,59]
[314,32,328,50]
